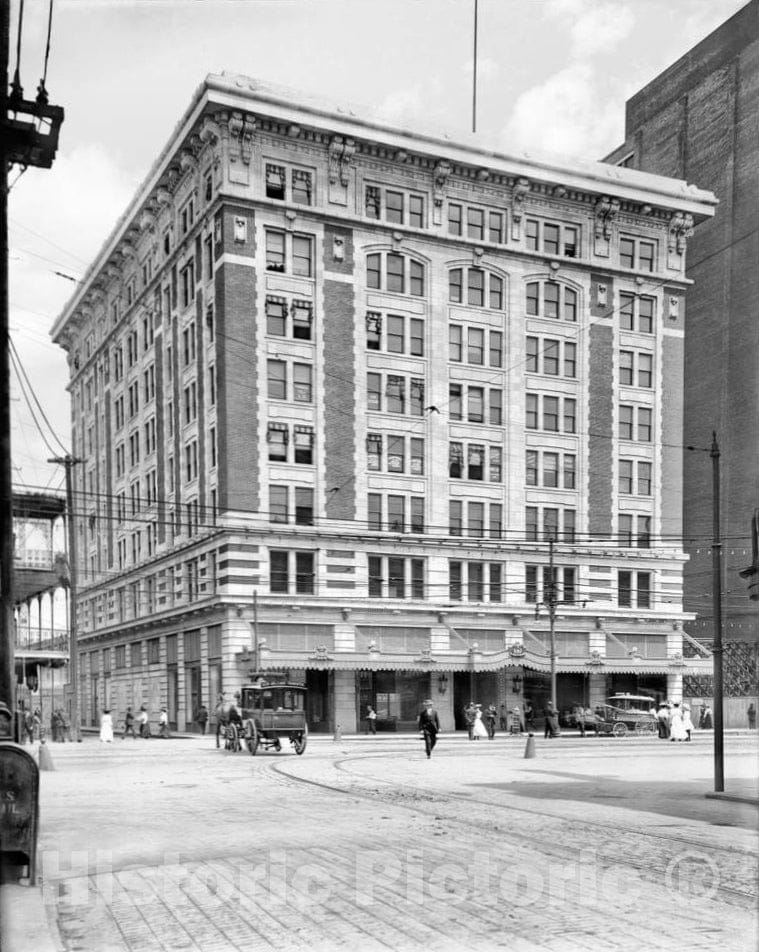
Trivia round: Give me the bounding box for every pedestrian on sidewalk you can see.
[123,706,137,739]
[669,703,687,742]
[366,705,377,735]
[472,704,488,739]
[524,699,535,731]
[464,703,476,740]
[418,699,440,759]
[657,703,670,739]
[195,704,209,735]
[682,705,695,741]
[499,704,508,731]
[485,704,497,739]
[100,709,114,743]
[158,706,171,738]
[701,704,713,729]
[748,703,756,729]
[543,702,560,739]
[139,705,150,738]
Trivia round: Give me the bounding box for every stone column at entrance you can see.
[333,670,357,733]
[666,672,683,703]
[588,672,606,710]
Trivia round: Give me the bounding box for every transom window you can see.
[449,267,504,309]
[526,218,579,258]
[365,185,425,228]
[265,163,314,205]
[526,281,578,321]
[447,203,505,243]
[619,236,656,272]
[366,253,425,296]
[365,311,424,356]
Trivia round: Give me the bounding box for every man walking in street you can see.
[123,706,136,740]
[418,699,440,759]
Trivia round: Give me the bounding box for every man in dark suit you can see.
[418,699,440,759]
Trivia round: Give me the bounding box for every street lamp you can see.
[686,432,724,793]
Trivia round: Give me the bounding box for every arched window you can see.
[525,280,577,322]
[366,252,425,297]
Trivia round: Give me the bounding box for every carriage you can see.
[217,680,308,755]
[593,694,658,737]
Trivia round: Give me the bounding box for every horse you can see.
[214,697,243,749]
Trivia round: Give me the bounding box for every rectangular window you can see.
[293,363,312,403]
[450,500,463,536]
[387,434,405,473]
[526,449,538,486]
[266,296,287,336]
[467,501,484,539]
[410,438,425,476]
[270,485,288,523]
[526,507,538,542]
[367,433,382,471]
[388,495,405,532]
[368,493,382,531]
[268,360,286,400]
[638,461,652,496]
[293,427,313,465]
[270,550,289,593]
[449,325,462,362]
[449,562,462,600]
[489,331,502,368]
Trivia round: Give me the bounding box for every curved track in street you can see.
[268,746,758,910]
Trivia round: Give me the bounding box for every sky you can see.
[7,0,749,494]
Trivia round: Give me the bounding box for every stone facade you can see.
[51,74,715,733]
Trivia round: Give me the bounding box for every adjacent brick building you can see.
[606,0,759,723]
[51,74,715,734]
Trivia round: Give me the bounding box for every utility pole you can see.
[0,0,64,733]
[49,455,81,741]
[710,432,724,792]
[547,537,558,710]
[0,0,14,731]
[687,432,724,793]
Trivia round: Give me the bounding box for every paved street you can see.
[25,732,759,952]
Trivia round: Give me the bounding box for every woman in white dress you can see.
[669,703,687,742]
[100,709,114,743]
[472,704,488,740]
[681,705,695,741]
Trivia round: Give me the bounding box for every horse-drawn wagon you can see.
[216,680,308,755]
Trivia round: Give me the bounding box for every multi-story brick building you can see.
[51,74,715,734]
[605,0,759,725]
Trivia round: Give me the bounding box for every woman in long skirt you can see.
[472,705,488,739]
[669,704,687,742]
[100,709,114,743]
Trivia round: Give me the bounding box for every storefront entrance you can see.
[357,671,430,731]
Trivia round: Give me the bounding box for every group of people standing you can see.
[656,701,696,741]
[101,704,171,742]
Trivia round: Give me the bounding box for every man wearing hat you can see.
[418,699,440,759]
[158,705,171,739]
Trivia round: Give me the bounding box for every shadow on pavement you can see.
[474,773,759,830]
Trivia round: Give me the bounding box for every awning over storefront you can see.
[255,647,713,676]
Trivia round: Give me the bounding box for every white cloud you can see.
[501,61,624,159]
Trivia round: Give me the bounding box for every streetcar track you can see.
[267,753,757,907]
